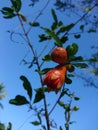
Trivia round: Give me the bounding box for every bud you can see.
[51,47,67,65]
[43,65,67,93]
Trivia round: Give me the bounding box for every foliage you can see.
[0,0,98,130]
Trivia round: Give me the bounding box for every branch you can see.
[27,0,50,34]
[17,13,50,130]
[62,3,97,37]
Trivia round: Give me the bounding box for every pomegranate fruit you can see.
[51,47,67,65]
[43,65,67,93]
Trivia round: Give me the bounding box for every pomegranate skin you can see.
[51,47,67,65]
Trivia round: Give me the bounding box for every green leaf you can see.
[39,34,50,42]
[42,54,51,62]
[33,88,44,103]
[70,56,83,62]
[58,101,65,107]
[74,97,80,101]
[60,36,68,43]
[74,34,81,39]
[80,25,84,31]
[29,22,40,27]
[66,43,78,57]
[2,7,14,13]
[89,58,98,62]
[31,121,40,126]
[7,122,12,130]
[18,12,27,22]
[58,21,63,26]
[11,0,22,12]
[88,29,96,33]
[20,75,32,100]
[37,68,52,75]
[65,77,72,84]
[9,95,29,105]
[41,125,46,130]
[44,28,62,46]
[59,126,63,130]
[51,22,57,31]
[64,104,70,111]
[72,63,88,68]
[0,123,5,130]
[57,23,74,34]
[73,106,79,111]
[1,7,16,18]
[51,9,58,24]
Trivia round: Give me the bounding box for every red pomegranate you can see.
[43,65,67,93]
[51,47,67,65]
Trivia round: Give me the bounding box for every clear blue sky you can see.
[0,0,98,130]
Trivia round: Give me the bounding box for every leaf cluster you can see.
[1,0,22,18]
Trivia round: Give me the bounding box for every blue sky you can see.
[0,0,98,130]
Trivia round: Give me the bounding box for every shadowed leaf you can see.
[73,63,88,68]
[9,95,29,105]
[31,121,40,126]
[66,43,78,57]
[7,122,12,130]
[42,54,51,62]
[11,0,22,12]
[20,75,32,100]
[33,88,45,103]
[51,9,58,24]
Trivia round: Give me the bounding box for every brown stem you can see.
[17,14,50,130]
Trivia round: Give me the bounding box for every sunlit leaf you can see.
[9,95,29,105]
[20,75,32,100]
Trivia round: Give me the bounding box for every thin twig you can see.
[27,0,50,34]
[62,3,97,37]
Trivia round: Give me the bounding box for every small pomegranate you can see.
[51,47,67,65]
[43,65,67,93]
